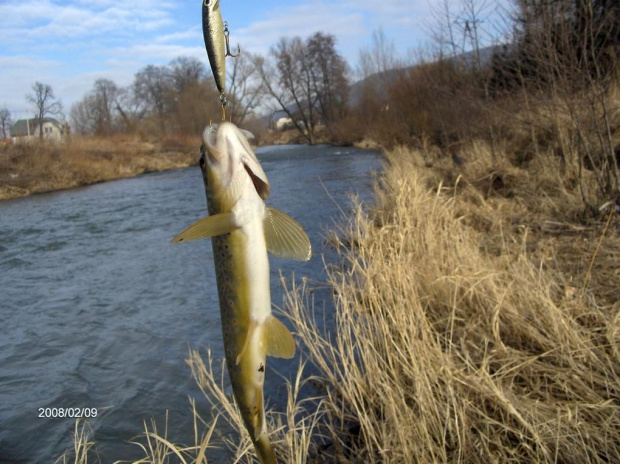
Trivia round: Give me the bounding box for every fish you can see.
[172,122,311,463]
[202,0,239,119]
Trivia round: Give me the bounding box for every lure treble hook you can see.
[224,21,240,58]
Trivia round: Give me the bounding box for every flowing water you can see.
[0,144,382,463]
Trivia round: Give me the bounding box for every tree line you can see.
[5,0,618,209]
[71,56,221,137]
[1,32,349,142]
[66,32,349,143]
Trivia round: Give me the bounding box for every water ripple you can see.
[0,144,382,462]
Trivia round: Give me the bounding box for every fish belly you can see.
[212,218,271,440]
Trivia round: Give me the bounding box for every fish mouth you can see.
[202,125,221,162]
[202,122,271,199]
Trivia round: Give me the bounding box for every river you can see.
[0,143,382,463]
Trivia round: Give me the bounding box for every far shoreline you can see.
[0,155,195,202]
[0,136,381,202]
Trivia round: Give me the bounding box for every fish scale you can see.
[211,228,271,453]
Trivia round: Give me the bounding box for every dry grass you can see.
[284,145,620,463]
[56,419,98,464]
[62,138,618,463]
[127,406,218,464]
[0,134,199,200]
[60,349,327,463]
[184,349,326,464]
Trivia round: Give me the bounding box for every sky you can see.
[0,0,512,121]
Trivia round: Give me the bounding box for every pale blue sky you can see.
[0,0,512,120]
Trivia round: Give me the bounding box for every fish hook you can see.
[223,21,240,58]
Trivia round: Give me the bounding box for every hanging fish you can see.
[172,122,311,463]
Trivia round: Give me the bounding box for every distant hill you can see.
[348,44,506,106]
[264,44,507,122]
[348,67,408,107]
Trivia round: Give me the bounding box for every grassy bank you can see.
[0,135,200,201]
[286,144,619,462]
[0,130,345,202]
[61,136,619,463]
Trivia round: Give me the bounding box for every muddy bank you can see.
[0,136,199,201]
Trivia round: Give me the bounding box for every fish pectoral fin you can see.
[237,317,295,364]
[171,213,237,243]
[264,207,312,261]
[261,316,295,359]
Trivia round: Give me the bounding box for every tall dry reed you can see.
[285,146,620,463]
[63,143,618,463]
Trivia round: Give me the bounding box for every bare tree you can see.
[70,79,125,136]
[428,0,499,155]
[307,32,349,133]
[25,82,63,140]
[92,79,122,136]
[358,28,398,80]
[133,65,172,133]
[255,37,315,143]
[255,33,348,144]
[166,56,213,133]
[428,0,462,60]
[458,0,494,73]
[70,95,98,135]
[512,0,620,205]
[173,81,220,135]
[277,36,317,141]
[115,86,146,133]
[227,52,263,126]
[354,29,399,134]
[0,106,12,139]
[169,56,207,94]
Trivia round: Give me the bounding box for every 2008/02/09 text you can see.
[38,407,97,418]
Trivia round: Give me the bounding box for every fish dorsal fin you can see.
[264,207,312,261]
[261,316,295,359]
[171,213,237,243]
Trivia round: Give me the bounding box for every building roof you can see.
[11,117,62,137]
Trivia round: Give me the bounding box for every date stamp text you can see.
[38,407,98,418]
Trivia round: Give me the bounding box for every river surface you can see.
[0,143,382,463]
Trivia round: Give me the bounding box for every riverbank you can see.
[256,142,619,462]
[0,135,200,201]
[285,142,620,462]
[62,137,619,462]
[0,131,375,202]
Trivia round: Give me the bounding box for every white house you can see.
[275,116,293,131]
[10,117,68,144]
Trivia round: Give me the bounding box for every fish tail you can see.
[251,387,277,463]
[253,432,277,464]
